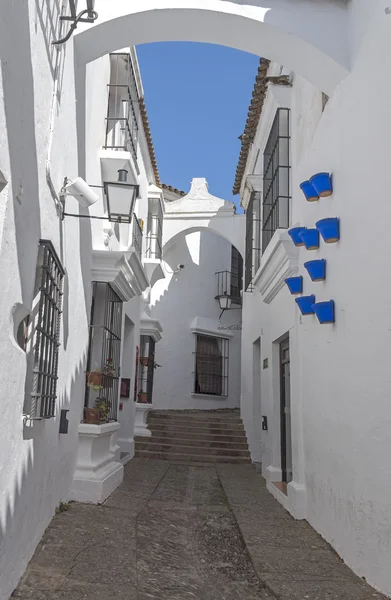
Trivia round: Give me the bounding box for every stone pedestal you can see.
[70,422,124,504]
[134,403,153,437]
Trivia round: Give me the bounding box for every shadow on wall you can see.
[0,353,88,599]
[0,3,92,598]
[34,0,68,99]
[151,225,242,410]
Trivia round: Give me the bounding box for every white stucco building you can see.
[1,1,391,598]
[151,178,244,411]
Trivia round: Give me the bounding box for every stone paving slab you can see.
[12,458,388,600]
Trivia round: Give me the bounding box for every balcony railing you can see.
[132,214,143,259]
[216,270,242,305]
[104,84,138,167]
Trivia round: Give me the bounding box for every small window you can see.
[28,240,65,419]
[230,246,243,302]
[193,334,229,397]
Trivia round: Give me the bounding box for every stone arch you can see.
[162,224,245,261]
[73,0,350,176]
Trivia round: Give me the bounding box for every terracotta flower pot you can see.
[87,371,114,389]
[138,392,148,404]
[139,357,150,367]
[84,407,101,424]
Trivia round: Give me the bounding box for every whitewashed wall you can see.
[151,230,242,410]
[0,3,91,599]
[239,6,391,594]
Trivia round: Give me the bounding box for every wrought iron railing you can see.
[262,107,290,252]
[132,214,143,259]
[216,270,242,305]
[104,84,138,166]
[84,283,123,423]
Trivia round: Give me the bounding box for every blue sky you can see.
[136,42,260,209]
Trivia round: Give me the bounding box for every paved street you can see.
[12,459,386,600]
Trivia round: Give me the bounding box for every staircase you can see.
[135,410,251,464]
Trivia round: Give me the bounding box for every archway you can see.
[73,0,350,176]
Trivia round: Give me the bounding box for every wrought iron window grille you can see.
[84,282,123,423]
[138,336,156,404]
[28,240,65,419]
[244,191,262,291]
[146,201,163,260]
[262,108,291,253]
[132,214,143,258]
[193,334,229,397]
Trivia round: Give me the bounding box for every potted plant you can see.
[304,259,326,282]
[312,300,335,324]
[315,217,340,243]
[86,358,116,390]
[138,391,148,404]
[96,398,111,423]
[298,228,320,250]
[309,173,333,197]
[299,180,319,202]
[288,226,306,247]
[84,406,100,424]
[285,276,303,295]
[295,295,316,316]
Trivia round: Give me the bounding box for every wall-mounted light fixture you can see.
[104,170,139,224]
[216,291,232,319]
[61,169,139,223]
[53,1,98,45]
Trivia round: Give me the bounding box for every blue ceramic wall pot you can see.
[316,217,340,243]
[295,295,316,315]
[298,228,320,250]
[304,259,326,282]
[285,276,303,295]
[310,173,333,197]
[288,227,306,247]
[312,300,335,324]
[300,180,319,202]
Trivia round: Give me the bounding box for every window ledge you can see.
[253,229,299,304]
[191,393,228,400]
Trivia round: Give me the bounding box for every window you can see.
[84,282,123,422]
[138,336,156,403]
[193,334,229,397]
[262,108,291,252]
[29,240,65,419]
[244,191,262,291]
[104,53,139,166]
[146,199,163,260]
[230,246,243,303]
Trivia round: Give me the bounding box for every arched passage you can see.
[73,0,350,177]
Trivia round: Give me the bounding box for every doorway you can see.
[280,337,292,484]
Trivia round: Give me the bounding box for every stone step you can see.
[149,412,242,424]
[134,449,251,464]
[135,441,250,457]
[147,420,245,433]
[148,426,247,438]
[135,435,249,449]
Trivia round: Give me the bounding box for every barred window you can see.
[244,191,262,291]
[29,240,65,419]
[84,282,123,423]
[230,246,243,301]
[193,334,229,397]
[262,108,291,252]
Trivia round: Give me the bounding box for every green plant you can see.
[56,502,72,514]
[96,398,111,423]
[86,358,116,391]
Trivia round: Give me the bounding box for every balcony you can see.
[216,270,242,306]
[101,53,140,186]
[104,84,138,166]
